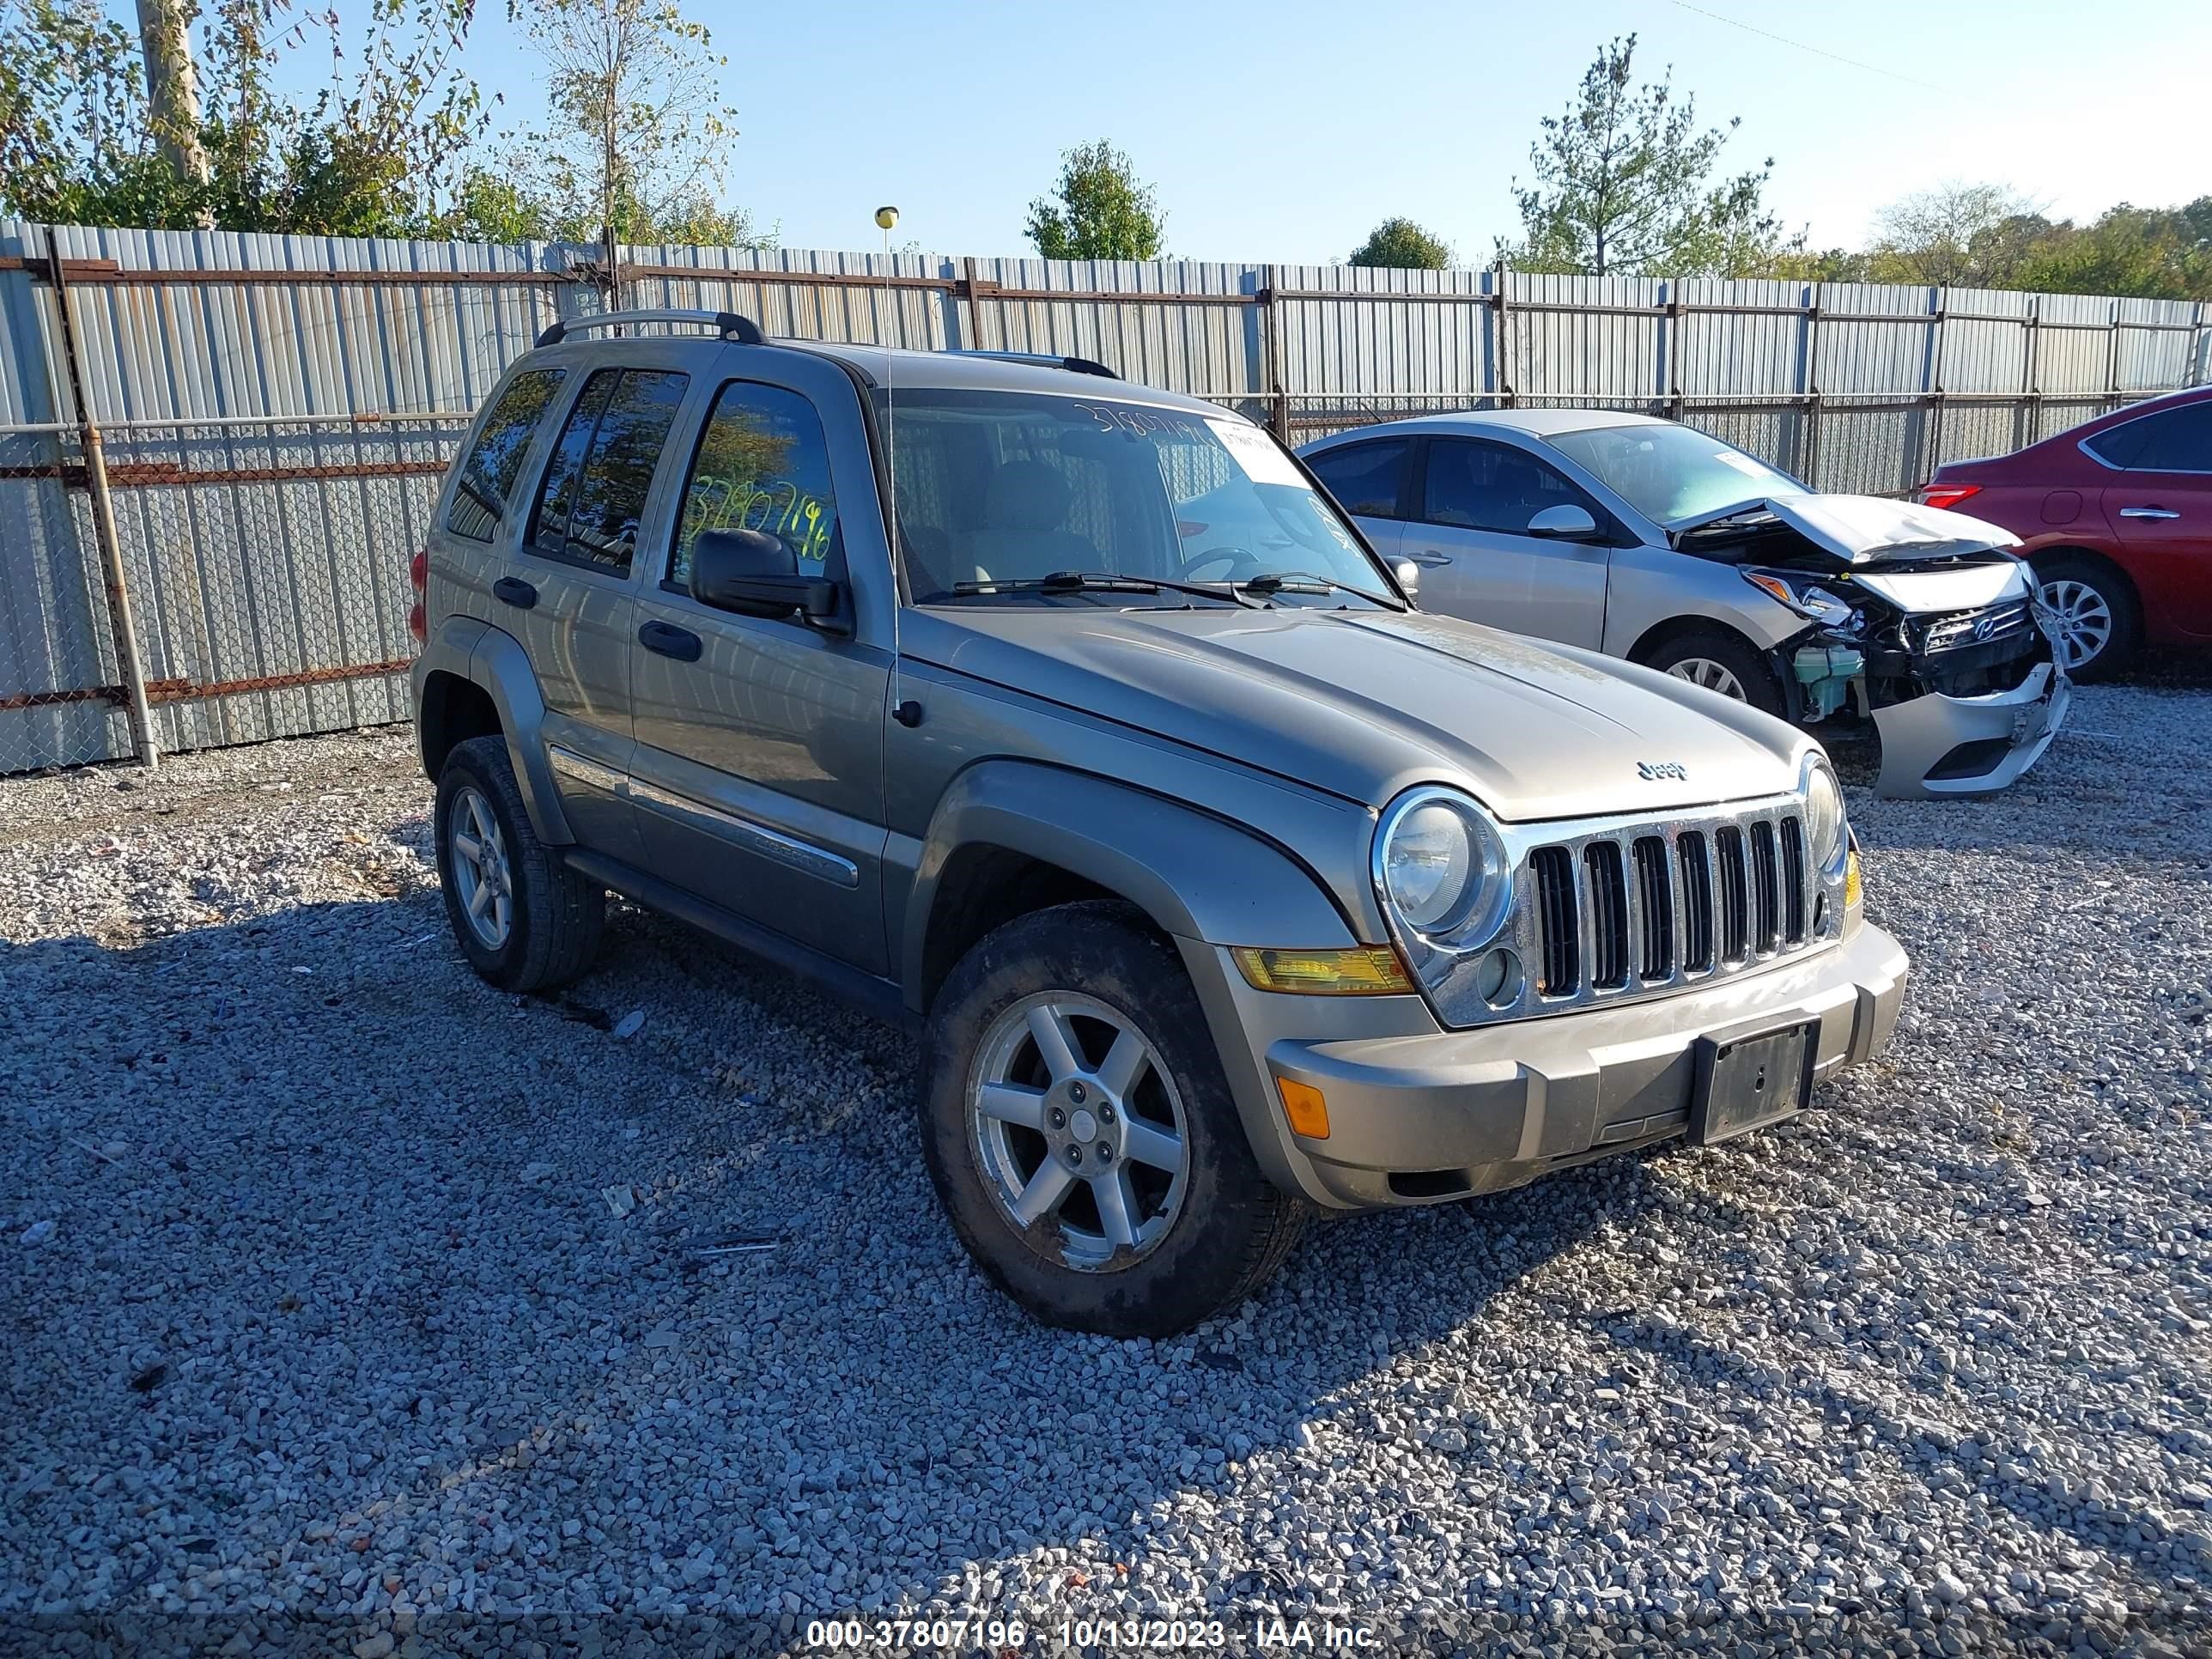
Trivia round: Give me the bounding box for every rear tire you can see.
[2032,551,2140,680]
[1637,625,1789,719]
[434,735,605,993]
[921,901,1305,1338]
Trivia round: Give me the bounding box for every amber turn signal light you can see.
[1844,848,1863,909]
[1231,945,1412,996]
[1276,1077,1330,1140]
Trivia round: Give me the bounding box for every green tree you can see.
[494,0,768,247]
[1348,217,1453,270]
[2013,199,2212,301]
[1025,140,1165,261]
[1503,33,1795,277]
[0,0,490,234]
[1859,182,2047,287]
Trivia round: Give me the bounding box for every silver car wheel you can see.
[447,785,514,951]
[967,991,1190,1271]
[2039,578,2113,672]
[1665,657,1747,700]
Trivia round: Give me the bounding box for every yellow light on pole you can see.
[875,206,899,231]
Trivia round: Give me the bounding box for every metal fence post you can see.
[46,231,159,769]
[1801,284,1824,489]
[1492,259,1514,409]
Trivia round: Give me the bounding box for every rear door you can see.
[1397,437,1612,647]
[1303,436,1413,563]
[505,356,699,858]
[626,355,892,974]
[2093,399,2212,637]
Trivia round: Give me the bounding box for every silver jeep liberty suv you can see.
[410,309,1909,1338]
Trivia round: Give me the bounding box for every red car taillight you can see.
[1917,483,1983,512]
[408,549,428,642]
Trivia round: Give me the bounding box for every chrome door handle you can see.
[2118,507,2179,520]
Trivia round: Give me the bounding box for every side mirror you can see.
[688,527,844,629]
[1393,559,1420,600]
[1526,503,1600,541]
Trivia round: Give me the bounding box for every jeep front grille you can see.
[1498,798,1832,1022]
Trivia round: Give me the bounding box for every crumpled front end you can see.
[1855,577,2070,798]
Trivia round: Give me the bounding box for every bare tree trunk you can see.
[134,0,210,189]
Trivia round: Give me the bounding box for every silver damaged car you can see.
[1302,411,2069,798]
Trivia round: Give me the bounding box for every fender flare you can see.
[465,623,574,846]
[900,759,1356,1003]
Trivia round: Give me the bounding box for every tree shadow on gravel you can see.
[3,890,1664,1630]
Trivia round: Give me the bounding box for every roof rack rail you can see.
[535,308,764,349]
[947,349,1119,380]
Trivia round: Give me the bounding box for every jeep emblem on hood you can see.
[1638,761,1688,781]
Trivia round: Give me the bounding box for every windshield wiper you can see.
[1237,571,1394,605]
[951,570,1255,605]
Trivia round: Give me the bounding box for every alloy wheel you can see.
[447,785,514,950]
[967,992,1190,1270]
[2039,578,2113,672]
[1665,657,1747,700]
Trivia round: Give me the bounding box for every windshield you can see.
[1546,422,1805,527]
[874,391,1396,605]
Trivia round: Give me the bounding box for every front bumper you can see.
[1870,659,2069,799]
[1249,921,1907,1209]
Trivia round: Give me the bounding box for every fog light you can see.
[1232,945,1412,995]
[1474,947,1523,1007]
[1276,1078,1330,1140]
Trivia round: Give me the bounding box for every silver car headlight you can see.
[1802,755,1847,873]
[1373,787,1513,947]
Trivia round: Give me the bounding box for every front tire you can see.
[1638,625,1788,718]
[2033,551,2140,680]
[434,735,605,993]
[921,902,1305,1338]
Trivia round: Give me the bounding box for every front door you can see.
[1399,437,1611,647]
[507,360,696,860]
[627,372,892,974]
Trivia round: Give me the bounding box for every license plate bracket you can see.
[1690,1020,1815,1146]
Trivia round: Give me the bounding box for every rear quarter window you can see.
[445,368,567,542]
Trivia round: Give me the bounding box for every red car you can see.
[1918,385,2212,678]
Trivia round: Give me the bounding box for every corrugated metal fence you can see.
[3,222,2204,774]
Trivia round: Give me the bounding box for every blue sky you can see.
[279,0,2208,263]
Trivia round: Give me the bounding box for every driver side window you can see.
[1422,440,1590,535]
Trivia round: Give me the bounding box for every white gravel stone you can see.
[3,698,2210,1652]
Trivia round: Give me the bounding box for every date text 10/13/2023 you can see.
[801,1616,1382,1650]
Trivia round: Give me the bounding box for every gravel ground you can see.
[3,696,2209,1656]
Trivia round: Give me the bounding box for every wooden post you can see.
[49,234,159,769]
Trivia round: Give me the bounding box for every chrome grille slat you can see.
[1632,836,1672,980]
[1584,840,1629,990]
[1716,826,1750,964]
[1678,830,1714,975]
[1749,818,1781,955]
[1428,790,1843,1028]
[1780,817,1808,945]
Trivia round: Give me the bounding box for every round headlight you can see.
[1383,801,1472,927]
[1377,791,1512,943]
[1803,762,1846,871]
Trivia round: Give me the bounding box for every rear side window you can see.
[670,381,842,589]
[2087,403,2212,471]
[1422,439,1590,534]
[1308,439,1411,519]
[446,368,566,542]
[528,368,690,573]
